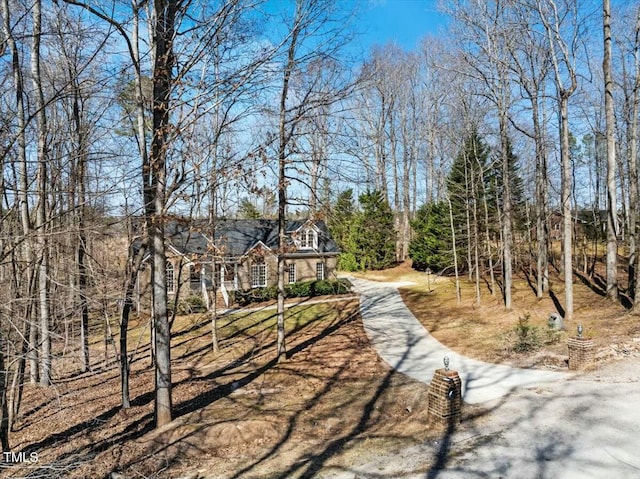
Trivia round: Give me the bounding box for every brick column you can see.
[567,337,595,370]
[427,369,462,428]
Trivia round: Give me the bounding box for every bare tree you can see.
[603,0,618,301]
[508,0,553,298]
[448,0,518,308]
[536,0,582,321]
[271,0,355,361]
[618,5,640,310]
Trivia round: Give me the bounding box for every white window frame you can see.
[299,228,318,249]
[288,263,297,284]
[166,261,175,293]
[251,262,267,288]
[315,262,325,281]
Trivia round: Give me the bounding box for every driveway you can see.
[339,277,640,479]
[350,277,566,403]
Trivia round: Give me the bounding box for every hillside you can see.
[5,262,639,478]
[5,300,442,479]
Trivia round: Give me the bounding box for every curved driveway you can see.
[351,277,567,404]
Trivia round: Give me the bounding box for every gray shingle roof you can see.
[165,218,339,258]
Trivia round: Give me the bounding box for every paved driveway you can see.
[351,277,566,403]
[339,277,640,479]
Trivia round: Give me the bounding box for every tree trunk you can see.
[72,78,91,373]
[482,182,496,297]
[448,196,461,304]
[560,94,574,321]
[0,340,10,451]
[500,114,513,310]
[120,240,147,409]
[631,10,640,310]
[533,95,549,298]
[148,0,179,428]
[2,0,39,385]
[471,165,481,306]
[31,0,52,387]
[603,0,619,301]
[276,5,301,362]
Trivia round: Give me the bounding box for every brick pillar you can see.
[567,337,595,370]
[427,369,462,428]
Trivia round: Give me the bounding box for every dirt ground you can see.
[4,299,459,479]
[366,261,640,368]
[4,261,639,479]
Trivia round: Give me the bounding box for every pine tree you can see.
[353,190,396,270]
[447,130,491,271]
[492,137,526,231]
[238,198,261,219]
[328,189,355,250]
[338,190,395,271]
[409,202,453,272]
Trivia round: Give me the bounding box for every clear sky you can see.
[355,0,449,53]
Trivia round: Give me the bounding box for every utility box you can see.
[427,368,462,428]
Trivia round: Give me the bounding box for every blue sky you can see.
[356,0,449,52]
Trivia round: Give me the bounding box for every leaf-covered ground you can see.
[6,299,450,479]
[6,260,639,478]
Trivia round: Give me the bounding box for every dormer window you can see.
[299,228,317,249]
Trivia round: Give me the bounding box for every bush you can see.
[170,295,207,315]
[234,279,352,306]
[233,286,278,306]
[286,281,312,298]
[513,314,542,353]
[338,252,360,272]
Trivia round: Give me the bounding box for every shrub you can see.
[235,279,352,306]
[338,252,360,272]
[233,286,278,306]
[286,281,311,298]
[513,314,542,353]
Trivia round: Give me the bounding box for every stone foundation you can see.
[427,369,462,428]
[568,337,596,370]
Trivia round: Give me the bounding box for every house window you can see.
[288,263,297,284]
[300,229,317,249]
[316,262,325,281]
[251,261,267,288]
[166,261,175,293]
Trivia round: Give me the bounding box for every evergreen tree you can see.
[353,190,396,270]
[238,198,261,219]
[409,202,453,272]
[328,189,354,250]
[492,137,526,231]
[338,189,395,271]
[447,130,491,271]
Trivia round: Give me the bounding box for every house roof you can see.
[165,218,339,258]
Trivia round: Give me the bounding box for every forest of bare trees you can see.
[0,0,639,447]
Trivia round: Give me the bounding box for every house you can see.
[139,218,340,309]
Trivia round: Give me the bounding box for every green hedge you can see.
[170,295,208,315]
[233,278,352,307]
